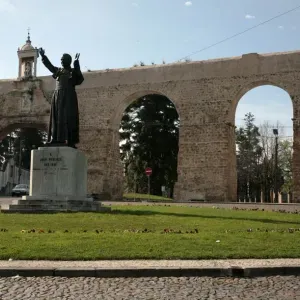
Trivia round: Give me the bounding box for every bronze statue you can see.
[39,48,84,148]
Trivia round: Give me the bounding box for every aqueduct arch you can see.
[105,90,181,199]
[115,91,181,195]
[229,80,293,121]
[1,50,300,202]
[110,89,181,128]
[226,81,294,203]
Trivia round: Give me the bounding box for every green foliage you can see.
[0,134,14,169]
[236,113,262,201]
[120,94,179,197]
[278,140,293,193]
[0,128,47,170]
[13,128,47,169]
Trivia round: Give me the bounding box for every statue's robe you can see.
[41,55,84,146]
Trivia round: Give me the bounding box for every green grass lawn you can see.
[123,193,172,201]
[0,205,300,260]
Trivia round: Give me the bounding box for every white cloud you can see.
[132,2,138,7]
[245,14,255,19]
[0,0,15,12]
[278,25,284,30]
[185,1,192,6]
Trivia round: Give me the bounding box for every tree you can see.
[13,128,47,169]
[120,94,179,196]
[236,113,262,201]
[0,128,47,170]
[278,139,293,194]
[258,122,289,202]
[0,133,14,169]
[258,122,278,202]
[236,116,292,203]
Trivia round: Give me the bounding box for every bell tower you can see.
[17,28,39,79]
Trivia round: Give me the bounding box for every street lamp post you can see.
[273,129,279,203]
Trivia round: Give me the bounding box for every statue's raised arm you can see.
[38,47,45,57]
[73,52,84,85]
[39,47,59,75]
[74,53,80,61]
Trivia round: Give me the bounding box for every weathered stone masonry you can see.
[0,51,300,202]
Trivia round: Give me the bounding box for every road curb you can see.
[0,266,300,278]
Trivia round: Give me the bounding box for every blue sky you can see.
[0,0,297,136]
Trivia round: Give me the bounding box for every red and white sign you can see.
[145,167,152,176]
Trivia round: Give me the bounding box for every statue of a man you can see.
[39,48,84,148]
[24,61,32,78]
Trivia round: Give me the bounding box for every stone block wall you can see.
[1,50,300,201]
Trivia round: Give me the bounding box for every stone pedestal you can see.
[1,147,110,213]
[29,146,87,199]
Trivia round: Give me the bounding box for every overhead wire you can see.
[127,4,300,137]
[177,5,300,61]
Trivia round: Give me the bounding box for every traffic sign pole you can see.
[145,167,152,201]
[147,175,150,202]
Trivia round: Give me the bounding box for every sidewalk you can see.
[1,259,300,278]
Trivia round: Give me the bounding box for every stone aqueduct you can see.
[0,50,300,202]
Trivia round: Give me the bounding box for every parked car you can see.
[11,184,29,197]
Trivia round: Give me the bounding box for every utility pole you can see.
[273,129,279,203]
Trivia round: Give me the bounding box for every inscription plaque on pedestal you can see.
[30,147,87,198]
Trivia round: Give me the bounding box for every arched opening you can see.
[0,125,48,196]
[119,93,180,199]
[234,85,293,203]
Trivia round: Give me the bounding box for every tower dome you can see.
[20,31,34,51]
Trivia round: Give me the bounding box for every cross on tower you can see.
[27,27,31,42]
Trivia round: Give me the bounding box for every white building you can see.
[0,158,30,195]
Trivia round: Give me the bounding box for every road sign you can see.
[145,167,152,176]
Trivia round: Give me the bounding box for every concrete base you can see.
[1,146,111,213]
[21,195,92,201]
